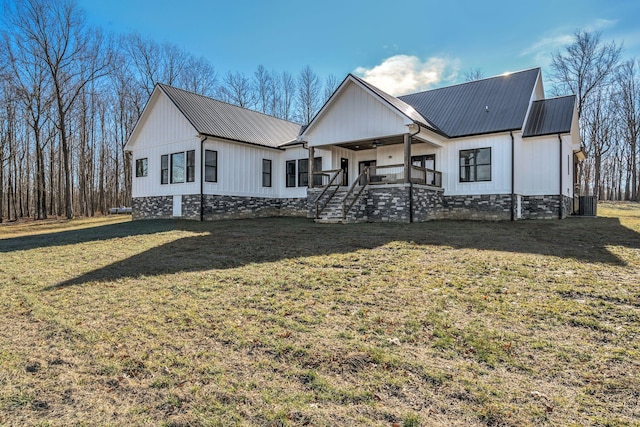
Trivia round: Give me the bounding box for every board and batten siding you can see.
[130,92,200,199]
[439,133,513,196]
[305,81,411,147]
[516,133,574,197]
[130,91,310,199]
[203,139,308,198]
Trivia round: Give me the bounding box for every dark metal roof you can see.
[398,68,540,138]
[158,84,302,148]
[348,74,442,133]
[523,95,576,137]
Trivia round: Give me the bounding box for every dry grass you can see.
[0,204,639,426]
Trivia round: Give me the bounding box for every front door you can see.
[359,160,376,185]
[341,158,349,186]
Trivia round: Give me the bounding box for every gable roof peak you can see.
[346,73,443,134]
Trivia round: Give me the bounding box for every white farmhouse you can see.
[125,68,584,222]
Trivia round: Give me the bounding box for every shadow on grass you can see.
[0,220,177,253]
[1,215,635,290]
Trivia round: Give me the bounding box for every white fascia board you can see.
[412,126,445,147]
[125,87,163,151]
[520,69,543,133]
[301,75,414,140]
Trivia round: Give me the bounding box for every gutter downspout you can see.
[408,124,422,223]
[510,131,515,222]
[558,134,563,220]
[200,135,208,221]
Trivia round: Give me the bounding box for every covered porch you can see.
[297,73,447,222]
[306,129,445,222]
[308,129,443,188]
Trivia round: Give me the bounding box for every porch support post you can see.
[308,146,315,188]
[403,133,411,183]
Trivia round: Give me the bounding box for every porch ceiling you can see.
[336,135,438,151]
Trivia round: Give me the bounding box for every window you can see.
[170,152,185,183]
[459,148,491,182]
[262,159,272,187]
[161,155,168,184]
[205,150,217,182]
[298,157,322,187]
[286,160,296,187]
[411,154,435,170]
[186,150,195,182]
[136,158,148,177]
[298,159,308,187]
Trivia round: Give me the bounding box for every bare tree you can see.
[6,0,112,219]
[219,71,254,108]
[3,19,54,219]
[253,65,272,114]
[615,59,640,200]
[550,30,622,120]
[159,42,188,87]
[109,49,141,206]
[178,55,218,97]
[550,30,622,197]
[323,73,339,103]
[463,68,485,82]
[0,82,15,223]
[585,87,618,198]
[123,33,160,97]
[279,71,296,121]
[296,65,321,125]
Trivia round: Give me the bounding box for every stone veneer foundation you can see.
[308,184,445,223]
[308,185,573,222]
[132,194,307,220]
[133,190,573,222]
[132,196,173,220]
[521,194,573,219]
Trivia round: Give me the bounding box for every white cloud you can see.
[520,34,575,67]
[521,19,620,66]
[521,34,575,57]
[354,55,458,96]
[587,19,618,32]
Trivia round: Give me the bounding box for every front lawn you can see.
[0,204,638,426]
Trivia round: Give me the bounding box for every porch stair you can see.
[314,188,349,223]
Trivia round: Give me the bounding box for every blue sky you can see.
[76,0,640,95]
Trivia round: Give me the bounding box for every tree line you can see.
[550,31,639,202]
[0,0,338,222]
[1,1,638,224]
